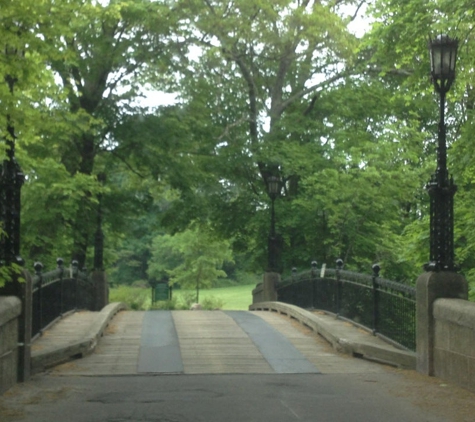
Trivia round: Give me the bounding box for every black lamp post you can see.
[93,173,106,271]
[267,175,280,272]
[1,48,24,267]
[426,34,459,271]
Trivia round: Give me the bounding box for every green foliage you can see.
[0,264,24,289]
[175,291,196,310]
[109,284,253,310]
[150,298,180,310]
[215,270,261,288]
[7,0,475,298]
[148,224,234,302]
[469,281,475,301]
[109,285,151,310]
[200,295,225,310]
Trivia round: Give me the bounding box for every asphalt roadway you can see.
[2,310,475,422]
[0,372,458,422]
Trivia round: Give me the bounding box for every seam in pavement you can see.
[249,301,416,369]
[31,302,126,374]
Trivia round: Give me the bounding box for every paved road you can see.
[2,310,475,422]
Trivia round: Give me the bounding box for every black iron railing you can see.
[277,262,416,351]
[32,258,94,338]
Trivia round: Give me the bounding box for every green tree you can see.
[0,0,74,281]
[153,0,368,271]
[25,0,181,266]
[362,0,475,286]
[148,225,233,302]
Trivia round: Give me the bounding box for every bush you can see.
[131,279,149,288]
[209,272,261,288]
[178,291,197,308]
[150,297,183,310]
[109,285,151,310]
[200,295,224,310]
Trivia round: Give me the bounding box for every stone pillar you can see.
[92,271,109,311]
[416,271,468,375]
[0,296,21,394]
[18,270,32,383]
[262,271,279,302]
[0,271,32,383]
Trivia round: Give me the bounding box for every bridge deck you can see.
[10,309,474,422]
[48,310,386,376]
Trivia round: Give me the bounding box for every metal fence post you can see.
[311,261,318,308]
[335,258,343,316]
[57,258,64,315]
[149,279,158,305]
[82,265,89,309]
[72,260,79,309]
[372,263,381,335]
[34,262,44,333]
[94,173,106,272]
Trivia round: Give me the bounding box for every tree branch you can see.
[107,149,147,178]
[278,69,349,115]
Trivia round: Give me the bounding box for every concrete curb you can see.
[249,301,416,369]
[31,302,126,374]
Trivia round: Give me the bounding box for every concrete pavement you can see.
[3,304,475,421]
[0,373,455,422]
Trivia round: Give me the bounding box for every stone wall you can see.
[416,271,467,376]
[433,298,475,392]
[0,296,21,394]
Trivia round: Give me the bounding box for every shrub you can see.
[151,298,177,310]
[200,295,224,310]
[178,291,197,309]
[109,285,151,310]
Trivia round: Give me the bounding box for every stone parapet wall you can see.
[433,298,475,392]
[249,301,416,369]
[0,296,21,394]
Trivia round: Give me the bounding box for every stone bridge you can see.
[31,305,405,376]
[2,304,475,422]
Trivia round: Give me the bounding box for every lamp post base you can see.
[262,271,279,302]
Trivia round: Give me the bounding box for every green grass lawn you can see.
[109,283,256,311]
[173,284,255,310]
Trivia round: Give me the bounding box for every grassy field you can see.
[109,283,256,311]
[173,284,255,310]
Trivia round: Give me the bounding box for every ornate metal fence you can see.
[31,259,94,339]
[276,263,416,351]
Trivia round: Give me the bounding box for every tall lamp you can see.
[1,47,25,267]
[426,34,458,271]
[267,175,280,272]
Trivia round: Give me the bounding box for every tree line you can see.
[1,0,475,297]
